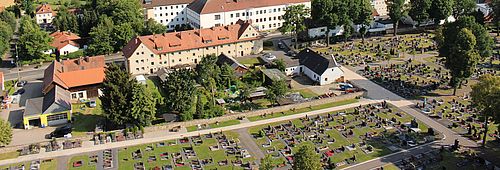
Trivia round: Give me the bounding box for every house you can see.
[371,0,388,17]
[35,4,55,25]
[23,85,72,129]
[216,54,248,76]
[49,31,82,55]
[122,20,262,75]
[142,0,193,30]
[186,0,311,31]
[43,56,106,101]
[261,68,291,86]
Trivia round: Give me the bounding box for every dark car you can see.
[13,89,25,95]
[45,125,72,139]
[16,80,27,87]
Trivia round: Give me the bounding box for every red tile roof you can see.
[36,4,53,14]
[43,56,106,93]
[188,0,310,14]
[123,20,260,57]
[50,31,81,50]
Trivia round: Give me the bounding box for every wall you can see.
[60,44,79,55]
[319,66,343,85]
[145,91,364,132]
[35,13,53,24]
[149,4,189,30]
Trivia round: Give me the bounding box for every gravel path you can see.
[233,129,265,161]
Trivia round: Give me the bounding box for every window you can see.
[135,60,139,63]
[78,92,84,98]
[236,13,239,17]
[325,78,328,81]
[230,14,233,18]
[151,62,154,65]
[136,68,139,71]
[150,54,154,57]
[214,15,221,20]
[47,113,67,122]
[71,93,77,99]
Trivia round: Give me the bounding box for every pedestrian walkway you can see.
[233,128,265,161]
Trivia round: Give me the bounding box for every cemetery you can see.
[248,101,436,169]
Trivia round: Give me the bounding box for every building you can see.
[43,56,106,101]
[186,0,311,31]
[0,0,14,12]
[261,68,291,86]
[23,85,72,129]
[35,4,55,25]
[142,0,193,30]
[49,31,82,55]
[122,20,262,75]
[371,0,388,17]
[216,54,248,76]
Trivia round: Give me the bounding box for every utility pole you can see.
[15,44,20,82]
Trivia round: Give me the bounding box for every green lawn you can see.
[40,159,57,170]
[71,99,103,137]
[0,151,18,161]
[237,57,262,66]
[187,119,240,132]
[68,155,96,170]
[247,99,358,122]
[293,88,319,98]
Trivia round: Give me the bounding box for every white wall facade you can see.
[285,66,302,76]
[60,44,80,55]
[35,13,53,24]
[371,0,387,16]
[187,1,311,31]
[319,67,343,85]
[145,3,190,30]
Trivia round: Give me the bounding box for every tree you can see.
[195,93,204,119]
[87,16,114,55]
[109,0,144,32]
[239,83,253,102]
[143,18,166,35]
[272,59,286,72]
[196,54,221,87]
[352,0,373,43]
[0,21,13,56]
[0,11,17,31]
[470,75,500,147]
[112,23,135,51]
[260,154,274,170]
[220,63,236,88]
[443,28,479,95]
[292,143,322,170]
[387,0,407,36]
[22,0,35,17]
[78,9,99,37]
[280,4,309,48]
[162,68,197,120]
[342,20,354,43]
[491,0,500,35]
[409,0,431,28]
[17,16,52,61]
[266,79,288,106]
[451,0,475,18]
[100,64,156,127]
[311,0,338,45]
[429,0,453,25]
[53,6,79,33]
[0,119,12,146]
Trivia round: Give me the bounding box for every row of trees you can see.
[18,16,52,61]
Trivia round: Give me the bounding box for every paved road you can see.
[233,128,265,161]
[0,99,381,166]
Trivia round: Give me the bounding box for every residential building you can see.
[371,0,388,17]
[23,85,72,129]
[49,31,82,55]
[122,20,263,75]
[142,0,193,30]
[186,0,311,31]
[35,4,55,24]
[43,56,106,101]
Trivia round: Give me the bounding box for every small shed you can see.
[135,75,147,85]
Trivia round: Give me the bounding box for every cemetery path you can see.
[233,129,265,161]
[55,156,68,170]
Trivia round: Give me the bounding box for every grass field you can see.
[293,88,319,98]
[0,151,19,161]
[186,119,240,132]
[71,99,103,137]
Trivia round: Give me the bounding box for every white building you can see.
[186,0,311,31]
[35,4,54,25]
[371,0,388,17]
[142,0,193,30]
[284,48,344,85]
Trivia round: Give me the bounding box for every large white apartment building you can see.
[142,0,193,30]
[186,0,311,31]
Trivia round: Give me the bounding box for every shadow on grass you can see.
[72,112,104,136]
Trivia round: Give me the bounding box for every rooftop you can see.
[50,31,81,50]
[142,0,193,9]
[36,4,53,14]
[24,85,71,117]
[187,0,310,14]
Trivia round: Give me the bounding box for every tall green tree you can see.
[0,119,12,146]
[443,28,479,95]
[100,64,156,127]
[266,79,288,106]
[17,16,52,61]
[451,0,476,18]
[429,0,453,25]
[352,0,373,43]
[292,143,322,170]
[0,11,17,31]
[260,154,275,170]
[311,0,338,45]
[470,75,500,147]
[22,0,35,17]
[387,0,407,36]
[272,59,286,72]
[78,9,99,37]
[280,4,310,48]
[53,6,79,33]
[409,0,431,27]
[143,18,166,35]
[87,16,114,55]
[491,0,500,35]
[220,63,236,88]
[195,93,204,119]
[0,21,13,57]
[196,54,221,87]
[162,68,197,121]
[112,23,135,51]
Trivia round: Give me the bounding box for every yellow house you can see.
[23,86,72,129]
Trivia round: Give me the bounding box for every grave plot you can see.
[118,132,255,170]
[315,34,436,67]
[69,154,98,170]
[359,60,450,99]
[417,98,499,143]
[248,102,436,169]
[0,159,56,170]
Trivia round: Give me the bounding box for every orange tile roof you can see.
[123,20,260,57]
[188,0,310,14]
[43,56,106,93]
[50,31,81,50]
[36,4,53,14]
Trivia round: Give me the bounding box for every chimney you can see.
[84,56,90,62]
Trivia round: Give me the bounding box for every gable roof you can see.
[24,86,71,117]
[187,0,310,14]
[142,0,193,9]
[297,48,339,75]
[216,54,248,70]
[123,20,259,57]
[43,56,106,93]
[36,4,53,14]
[50,31,81,50]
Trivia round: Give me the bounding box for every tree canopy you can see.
[409,0,431,26]
[280,4,309,48]
[429,0,453,25]
[0,119,12,146]
[17,16,52,61]
[0,21,13,57]
[53,6,79,33]
[292,143,322,170]
[162,68,197,121]
[259,154,275,170]
[266,79,288,106]
[470,75,500,147]
[143,18,166,35]
[0,11,17,31]
[387,0,408,36]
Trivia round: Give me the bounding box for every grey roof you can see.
[24,85,71,117]
[297,48,339,75]
[261,69,287,81]
[217,54,248,70]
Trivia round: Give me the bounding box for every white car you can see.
[263,53,276,60]
[421,108,432,114]
[89,100,97,108]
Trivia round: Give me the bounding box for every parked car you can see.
[89,100,97,108]
[13,89,25,95]
[263,53,276,60]
[278,42,285,49]
[45,125,72,139]
[16,80,27,87]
